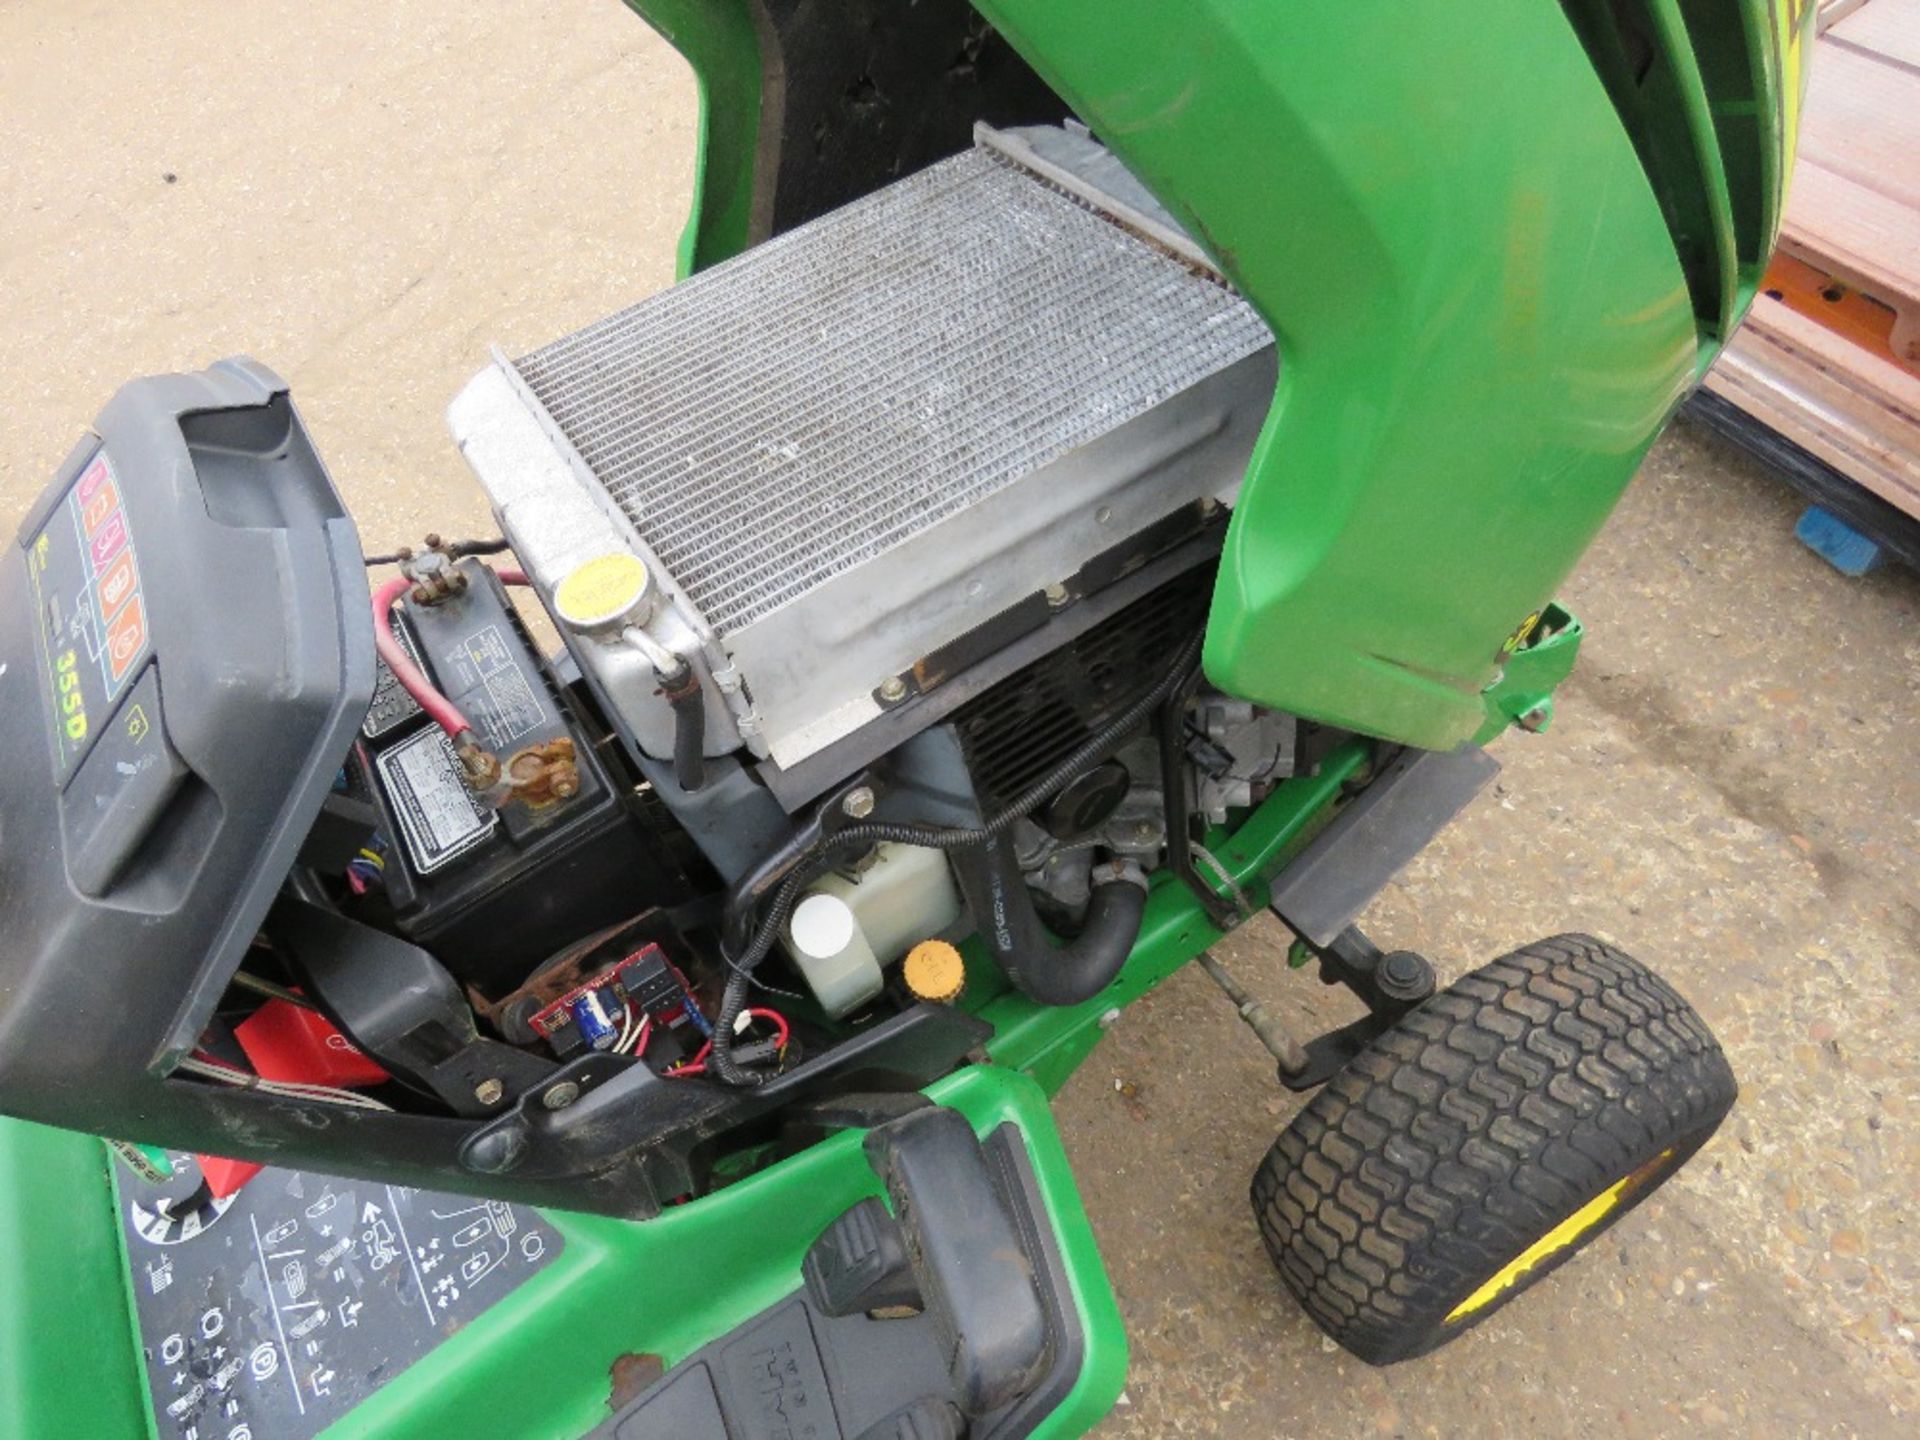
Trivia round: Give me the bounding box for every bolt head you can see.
[1383,952,1422,984]
[542,1081,581,1111]
[1378,950,1433,1001]
[878,676,908,703]
[1043,582,1070,609]
[842,785,877,820]
[473,1078,505,1107]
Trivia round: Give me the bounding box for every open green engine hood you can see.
[632,0,1813,750]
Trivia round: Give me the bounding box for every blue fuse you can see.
[680,991,712,1038]
[569,989,619,1051]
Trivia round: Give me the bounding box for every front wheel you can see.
[1252,934,1737,1364]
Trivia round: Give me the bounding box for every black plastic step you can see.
[592,1122,1081,1440]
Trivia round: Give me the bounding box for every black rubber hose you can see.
[949,834,1149,1007]
[662,669,707,793]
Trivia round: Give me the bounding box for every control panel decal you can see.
[28,447,152,781]
[118,1154,562,1440]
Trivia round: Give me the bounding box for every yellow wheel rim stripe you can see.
[1445,1149,1674,1325]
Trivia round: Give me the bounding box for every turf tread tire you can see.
[1252,934,1736,1364]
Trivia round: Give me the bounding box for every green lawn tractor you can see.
[0,3,1812,1436]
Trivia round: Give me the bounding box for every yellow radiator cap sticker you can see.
[903,940,966,1005]
[554,552,652,632]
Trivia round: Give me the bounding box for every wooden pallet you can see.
[1705,295,1920,519]
[1705,0,1920,536]
[1788,0,1920,368]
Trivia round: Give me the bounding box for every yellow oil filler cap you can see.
[553,552,653,634]
[903,939,966,1005]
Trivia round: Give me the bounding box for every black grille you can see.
[952,565,1215,806]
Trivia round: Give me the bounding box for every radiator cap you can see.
[553,552,653,634]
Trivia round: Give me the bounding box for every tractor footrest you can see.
[593,1122,1080,1440]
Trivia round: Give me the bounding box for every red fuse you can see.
[235,1000,388,1089]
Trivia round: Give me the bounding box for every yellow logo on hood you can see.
[1774,0,1814,162]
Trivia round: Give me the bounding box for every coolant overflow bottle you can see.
[784,893,884,1019]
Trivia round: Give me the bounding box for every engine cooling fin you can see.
[953,562,1217,809]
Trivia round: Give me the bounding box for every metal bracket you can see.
[1278,924,1437,1091]
[1158,666,1246,932]
[1268,743,1499,947]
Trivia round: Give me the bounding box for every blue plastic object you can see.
[1795,505,1885,577]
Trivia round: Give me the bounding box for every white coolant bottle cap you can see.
[789,893,857,959]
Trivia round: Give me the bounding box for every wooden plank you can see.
[1712,301,1920,487]
[1796,42,1920,210]
[1830,0,1920,70]
[1703,355,1920,517]
[1714,1,1920,523]
[1819,0,1873,32]
[1779,28,1920,360]
[1708,297,1920,519]
[1748,297,1920,438]
[1783,161,1920,292]
[1781,161,1920,364]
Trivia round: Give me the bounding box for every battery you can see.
[358,562,696,995]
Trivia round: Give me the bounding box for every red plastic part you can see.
[196,1154,266,1200]
[234,1000,389,1089]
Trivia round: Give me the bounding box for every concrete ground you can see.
[2,3,1914,1436]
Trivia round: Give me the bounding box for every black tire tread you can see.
[1252,934,1737,1364]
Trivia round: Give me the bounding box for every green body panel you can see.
[618,0,763,275]
[972,0,1700,751]
[632,0,1811,751]
[1646,0,1743,334]
[0,1121,151,1437]
[0,1065,1126,1438]
[1471,604,1586,746]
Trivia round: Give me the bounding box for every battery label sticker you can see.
[434,623,548,751]
[375,727,497,874]
[27,448,153,783]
